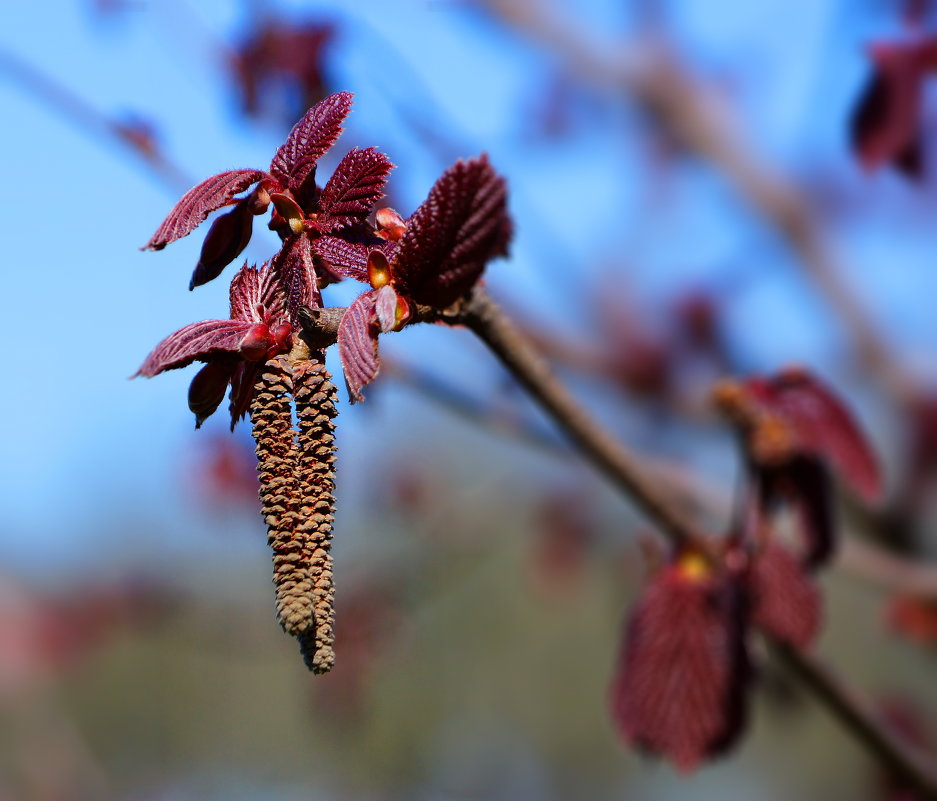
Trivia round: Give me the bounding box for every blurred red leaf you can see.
[611,555,750,771]
[749,542,822,650]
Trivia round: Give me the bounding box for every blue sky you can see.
[3,0,936,576]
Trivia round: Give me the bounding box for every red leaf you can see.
[749,543,821,650]
[189,198,255,289]
[760,457,835,569]
[271,234,318,325]
[228,361,262,431]
[229,262,287,325]
[269,91,353,192]
[312,236,396,283]
[756,368,881,503]
[611,557,750,772]
[188,361,237,429]
[394,154,512,307]
[316,147,394,232]
[136,319,253,377]
[143,169,268,250]
[851,40,929,178]
[337,290,381,403]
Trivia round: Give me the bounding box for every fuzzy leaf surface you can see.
[229,262,287,324]
[269,91,352,191]
[337,289,381,403]
[611,563,749,772]
[136,319,253,377]
[271,234,317,324]
[316,147,394,231]
[144,169,268,250]
[749,542,821,650]
[312,236,396,283]
[394,154,511,307]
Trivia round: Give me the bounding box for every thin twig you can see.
[458,286,937,799]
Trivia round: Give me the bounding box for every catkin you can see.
[249,356,314,639]
[292,359,339,674]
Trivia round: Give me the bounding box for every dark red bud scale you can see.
[190,200,255,290]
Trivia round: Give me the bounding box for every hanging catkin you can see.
[292,358,339,674]
[249,356,315,639]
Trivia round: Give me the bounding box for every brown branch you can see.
[458,286,937,799]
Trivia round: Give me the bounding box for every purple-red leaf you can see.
[228,361,262,431]
[271,234,318,325]
[189,198,255,289]
[315,147,394,231]
[611,557,750,772]
[760,457,835,569]
[749,542,822,650]
[312,236,397,284]
[851,40,937,178]
[144,169,268,251]
[229,261,287,325]
[136,319,254,377]
[188,361,237,429]
[394,154,512,307]
[337,289,381,403]
[756,368,881,503]
[269,91,353,192]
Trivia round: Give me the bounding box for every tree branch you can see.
[458,286,937,799]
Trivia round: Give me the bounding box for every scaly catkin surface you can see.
[292,359,339,674]
[249,356,314,639]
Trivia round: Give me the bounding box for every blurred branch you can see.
[459,285,937,799]
[475,0,915,401]
[0,47,194,194]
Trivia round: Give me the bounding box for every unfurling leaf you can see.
[190,199,255,290]
[758,368,882,504]
[394,154,512,307]
[760,457,834,569]
[611,556,750,772]
[188,361,237,428]
[316,147,394,232]
[269,91,353,194]
[337,290,381,403]
[749,542,821,650]
[851,39,937,178]
[135,319,254,377]
[144,169,268,251]
[271,234,318,325]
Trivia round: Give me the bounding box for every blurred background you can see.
[4,0,937,798]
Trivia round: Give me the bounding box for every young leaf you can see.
[749,542,821,650]
[269,91,353,192]
[315,147,394,232]
[136,319,254,377]
[189,199,255,289]
[189,361,238,429]
[394,154,512,307]
[611,558,750,772]
[312,236,396,284]
[851,41,928,178]
[144,169,268,251]
[759,368,881,503]
[337,290,381,403]
[271,234,318,325]
[228,262,287,325]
